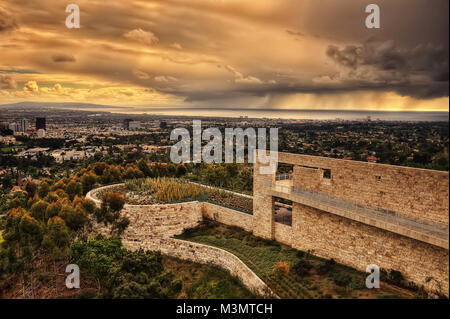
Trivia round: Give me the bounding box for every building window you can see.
[323,169,331,179]
[273,197,292,226]
[376,175,382,182]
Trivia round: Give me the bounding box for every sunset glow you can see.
[0,0,448,111]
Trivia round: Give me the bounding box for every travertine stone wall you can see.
[291,202,449,293]
[280,152,449,224]
[293,166,322,190]
[254,151,449,294]
[202,202,253,232]
[253,160,275,239]
[273,223,293,247]
[124,237,274,298]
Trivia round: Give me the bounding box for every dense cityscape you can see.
[1,106,448,188]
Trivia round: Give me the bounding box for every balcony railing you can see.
[275,173,293,181]
[264,181,449,248]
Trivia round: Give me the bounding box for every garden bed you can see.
[96,178,253,214]
[175,220,418,299]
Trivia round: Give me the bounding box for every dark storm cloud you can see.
[325,40,449,99]
[52,54,77,63]
[0,69,41,74]
[286,30,305,38]
[0,6,17,32]
[0,0,448,108]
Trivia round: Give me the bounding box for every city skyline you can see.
[0,0,449,111]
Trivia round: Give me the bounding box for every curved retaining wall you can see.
[86,185,275,298]
[124,237,273,297]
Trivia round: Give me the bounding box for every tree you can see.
[73,196,97,216]
[93,162,108,176]
[2,208,42,263]
[101,192,125,216]
[137,159,152,177]
[80,173,97,194]
[0,208,43,296]
[18,213,43,248]
[45,201,62,220]
[176,164,187,177]
[9,195,26,209]
[24,181,37,198]
[2,175,13,190]
[413,152,432,165]
[43,192,59,203]
[110,251,181,298]
[111,217,130,236]
[71,235,125,290]
[30,200,49,222]
[123,165,144,180]
[58,205,89,232]
[42,216,71,261]
[98,192,128,235]
[72,237,181,298]
[65,181,83,201]
[37,182,51,199]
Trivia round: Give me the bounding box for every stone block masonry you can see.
[280,152,449,225]
[254,151,449,294]
[202,202,253,232]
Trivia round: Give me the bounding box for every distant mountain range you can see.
[0,101,127,110]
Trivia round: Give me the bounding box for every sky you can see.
[0,0,448,111]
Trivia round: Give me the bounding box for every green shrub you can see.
[72,237,182,298]
[185,268,254,299]
[348,277,365,290]
[380,268,405,286]
[317,258,336,275]
[292,260,313,276]
[329,271,352,287]
[296,251,305,258]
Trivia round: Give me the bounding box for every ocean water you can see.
[95,107,449,122]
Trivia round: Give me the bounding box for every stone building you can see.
[87,151,449,296]
[253,151,449,293]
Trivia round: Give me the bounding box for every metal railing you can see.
[275,173,293,181]
[265,181,449,238]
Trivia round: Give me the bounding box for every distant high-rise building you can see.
[123,119,141,130]
[0,122,13,136]
[129,121,141,130]
[8,123,19,132]
[123,119,132,130]
[36,117,46,130]
[20,119,29,132]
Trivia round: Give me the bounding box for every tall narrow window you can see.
[273,196,292,226]
[323,169,331,179]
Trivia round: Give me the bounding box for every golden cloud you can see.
[0,0,447,110]
[124,29,159,45]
